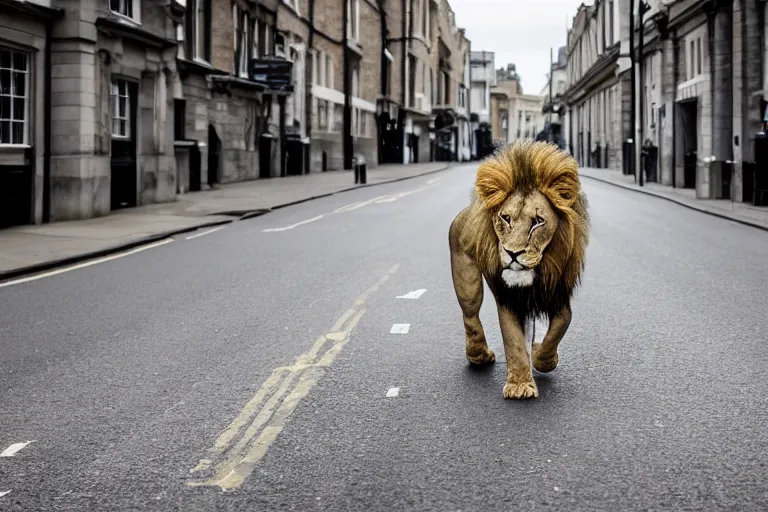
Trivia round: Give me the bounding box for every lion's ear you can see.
[546,168,580,210]
[475,161,512,209]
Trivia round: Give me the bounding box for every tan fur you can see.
[449,140,589,399]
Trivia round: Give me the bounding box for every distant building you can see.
[540,46,568,149]
[469,51,495,159]
[490,64,544,147]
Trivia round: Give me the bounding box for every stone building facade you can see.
[0,0,61,227]
[489,64,545,146]
[0,0,472,228]
[633,0,764,201]
[565,0,628,171]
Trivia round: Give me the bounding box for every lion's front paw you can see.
[466,348,496,366]
[503,380,539,399]
[531,343,558,373]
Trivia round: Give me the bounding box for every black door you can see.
[207,124,221,187]
[110,79,138,210]
[0,147,34,228]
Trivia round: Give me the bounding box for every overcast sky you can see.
[450,0,588,95]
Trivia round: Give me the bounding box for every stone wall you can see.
[0,10,49,224]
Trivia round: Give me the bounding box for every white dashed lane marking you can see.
[262,215,325,232]
[386,387,400,397]
[185,225,227,240]
[0,239,173,289]
[390,324,410,334]
[0,491,10,498]
[396,289,427,300]
[1,441,34,457]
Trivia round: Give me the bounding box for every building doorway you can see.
[110,78,138,210]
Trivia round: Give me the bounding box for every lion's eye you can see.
[500,214,511,224]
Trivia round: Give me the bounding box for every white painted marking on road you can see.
[334,196,390,213]
[390,324,410,334]
[386,387,400,397]
[426,178,441,184]
[0,239,174,289]
[1,441,33,457]
[0,491,10,498]
[396,288,427,300]
[262,215,325,232]
[185,225,226,240]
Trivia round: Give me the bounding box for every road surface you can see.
[2,164,768,511]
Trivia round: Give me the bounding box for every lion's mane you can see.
[464,141,589,318]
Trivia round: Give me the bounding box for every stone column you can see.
[660,37,676,185]
[712,1,733,164]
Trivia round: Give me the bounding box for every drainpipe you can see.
[42,17,53,223]
[637,1,649,186]
[342,0,352,170]
[629,0,637,180]
[305,0,316,138]
[400,0,406,108]
[671,28,678,188]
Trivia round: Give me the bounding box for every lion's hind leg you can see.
[450,245,495,366]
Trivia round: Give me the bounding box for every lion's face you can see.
[493,190,559,288]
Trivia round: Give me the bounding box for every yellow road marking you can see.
[188,264,399,490]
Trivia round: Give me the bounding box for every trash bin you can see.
[302,138,311,174]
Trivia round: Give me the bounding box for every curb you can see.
[1,164,455,282]
[581,173,768,232]
[0,219,233,283]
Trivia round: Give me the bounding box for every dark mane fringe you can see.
[469,141,590,318]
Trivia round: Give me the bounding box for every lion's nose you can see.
[505,248,526,262]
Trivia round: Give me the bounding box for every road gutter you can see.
[580,173,768,232]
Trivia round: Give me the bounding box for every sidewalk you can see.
[0,162,451,279]
[579,167,768,231]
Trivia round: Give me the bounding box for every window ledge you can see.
[0,144,32,150]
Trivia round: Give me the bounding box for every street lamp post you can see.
[637,0,650,187]
[342,0,353,170]
[629,0,636,180]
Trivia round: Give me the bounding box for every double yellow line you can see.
[188,263,400,491]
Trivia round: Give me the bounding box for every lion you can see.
[448,140,589,400]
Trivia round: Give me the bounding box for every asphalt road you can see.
[2,164,768,511]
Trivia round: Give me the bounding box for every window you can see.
[347,0,359,41]
[608,0,614,45]
[0,48,28,145]
[111,79,131,139]
[408,56,416,107]
[185,0,211,63]
[689,40,694,79]
[110,0,139,22]
[696,38,702,75]
[233,6,252,77]
[318,99,328,131]
[174,99,186,140]
[421,0,429,38]
[360,110,367,137]
[325,54,333,88]
[352,65,360,97]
